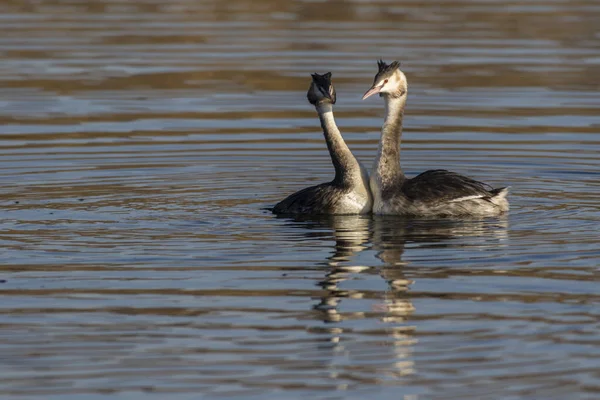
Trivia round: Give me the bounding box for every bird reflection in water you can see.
[280,214,508,384]
[370,216,507,380]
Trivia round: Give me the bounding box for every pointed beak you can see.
[362,85,382,100]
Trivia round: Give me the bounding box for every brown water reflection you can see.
[1,0,600,399]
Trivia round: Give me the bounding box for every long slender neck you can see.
[316,103,360,186]
[373,94,407,187]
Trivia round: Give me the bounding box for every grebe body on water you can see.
[362,60,509,217]
[273,73,372,215]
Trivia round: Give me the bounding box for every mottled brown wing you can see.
[272,183,343,215]
[402,169,496,205]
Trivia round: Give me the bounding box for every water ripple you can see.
[1,0,599,399]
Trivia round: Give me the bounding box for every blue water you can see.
[1,1,599,399]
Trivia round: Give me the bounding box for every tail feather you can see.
[489,186,510,212]
[491,187,509,200]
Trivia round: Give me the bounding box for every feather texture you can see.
[367,60,509,217]
[273,73,372,215]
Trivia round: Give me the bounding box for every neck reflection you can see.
[281,214,509,387]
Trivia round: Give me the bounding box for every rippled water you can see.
[1,0,599,399]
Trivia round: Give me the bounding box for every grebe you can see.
[273,72,372,215]
[362,60,509,217]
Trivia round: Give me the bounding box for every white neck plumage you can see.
[316,103,361,186]
[372,93,407,190]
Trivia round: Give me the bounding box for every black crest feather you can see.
[377,59,401,74]
[310,72,332,87]
[307,72,336,105]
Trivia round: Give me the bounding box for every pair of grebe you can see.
[273,60,509,217]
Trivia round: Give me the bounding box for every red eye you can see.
[384,79,388,84]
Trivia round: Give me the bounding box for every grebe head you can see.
[362,60,407,100]
[307,72,336,106]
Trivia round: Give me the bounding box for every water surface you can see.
[1,0,599,399]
